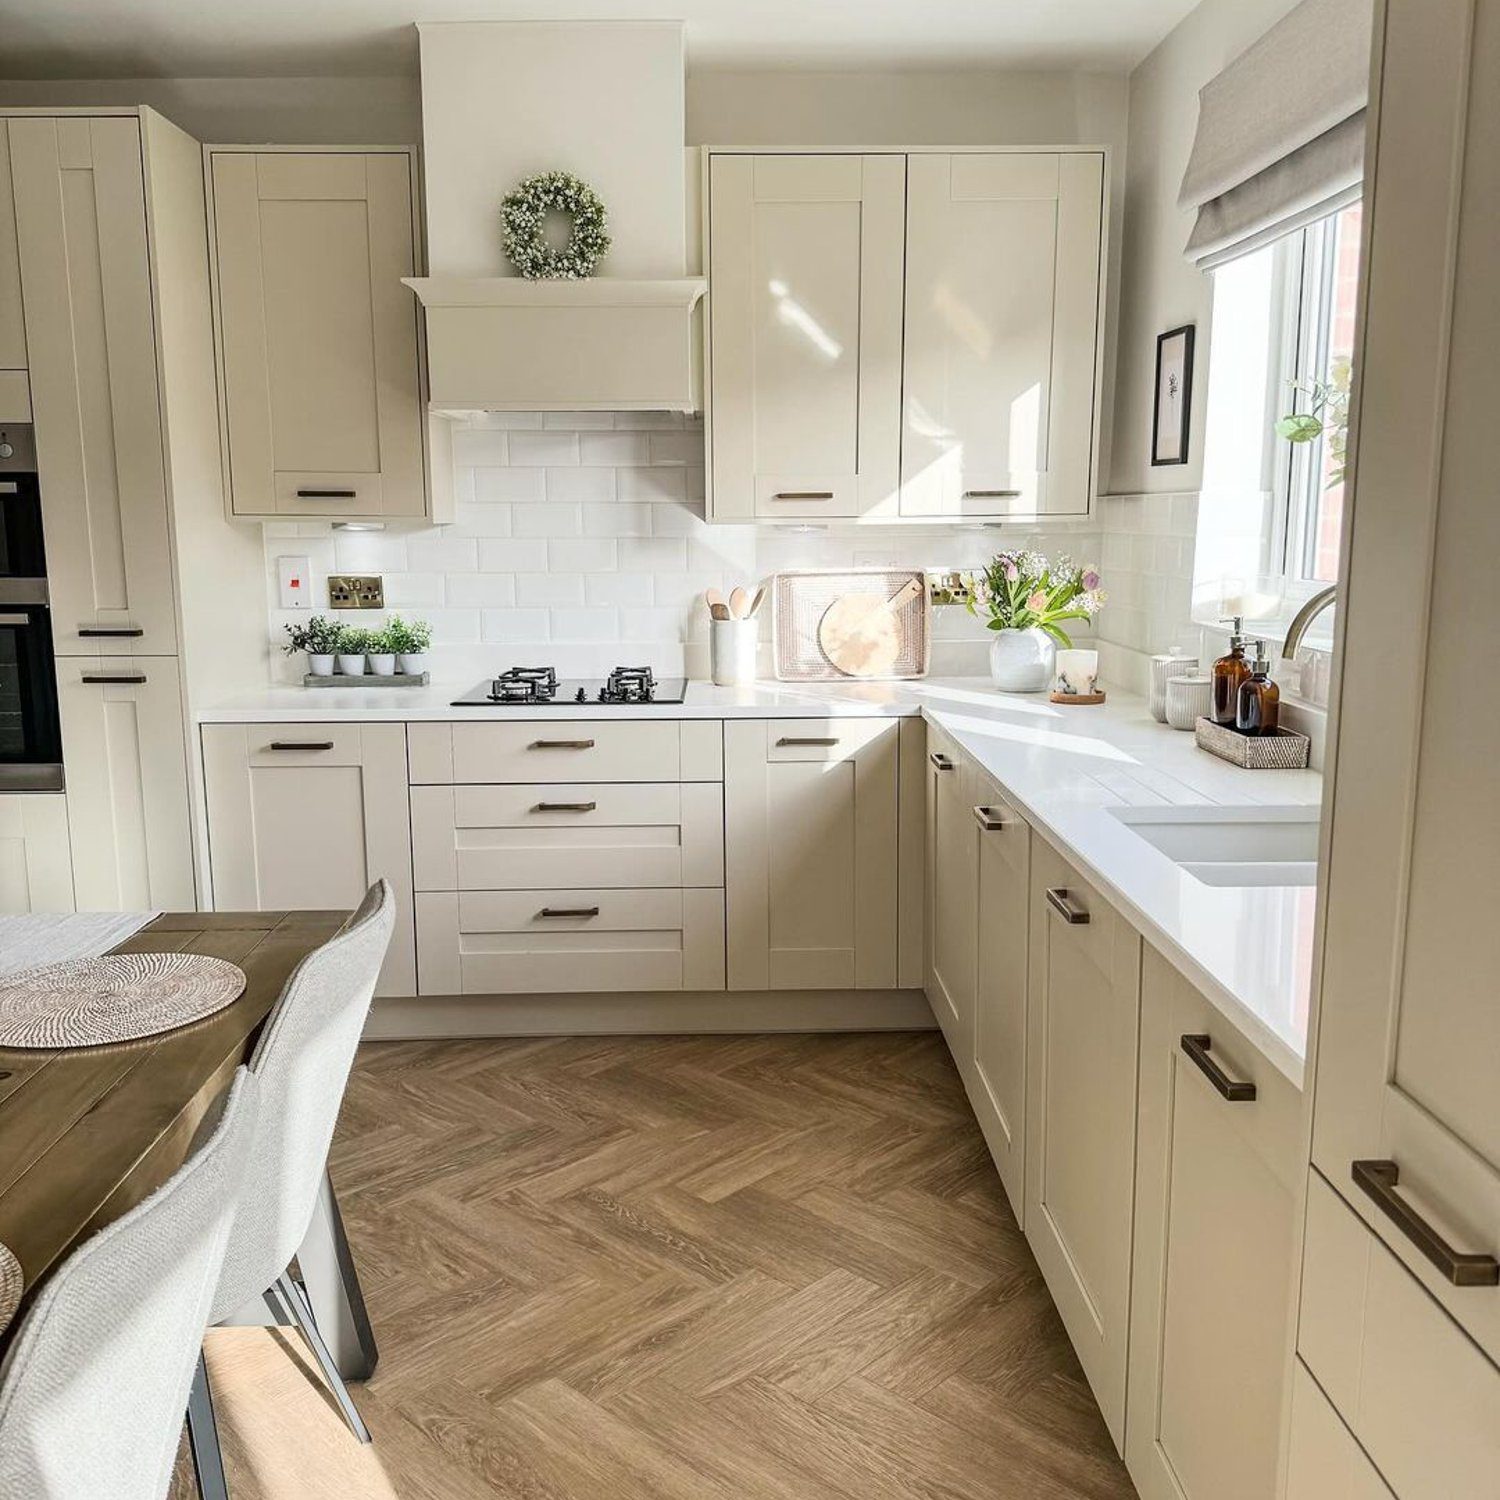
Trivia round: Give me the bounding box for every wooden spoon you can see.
[705,588,731,622]
[728,586,750,619]
[747,585,766,617]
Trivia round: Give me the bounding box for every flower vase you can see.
[989,627,1056,693]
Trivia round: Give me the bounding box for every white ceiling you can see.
[0,0,1200,80]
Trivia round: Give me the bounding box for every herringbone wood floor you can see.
[185,1032,1136,1499]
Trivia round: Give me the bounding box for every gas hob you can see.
[451,665,687,708]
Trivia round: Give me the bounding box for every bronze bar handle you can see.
[77,625,144,638]
[1351,1160,1499,1287]
[771,491,834,501]
[1045,887,1090,925]
[296,488,357,499]
[963,489,1022,499]
[972,806,1007,832]
[269,740,335,751]
[538,906,601,919]
[929,752,955,771]
[777,736,839,747]
[1180,1034,1257,1102]
[531,739,596,750]
[81,673,146,685]
[535,801,597,813]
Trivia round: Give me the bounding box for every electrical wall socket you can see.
[328,574,385,610]
[277,555,311,610]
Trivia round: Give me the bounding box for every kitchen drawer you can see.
[239,725,370,767]
[763,718,896,761]
[1285,1361,1394,1500]
[408,720,722,784]
[1298,1171,1500,1498]
[415,887,725,995]
[410,782,724,891]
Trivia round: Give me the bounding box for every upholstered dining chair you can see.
[188,881,394,1493]
[0,1067,259,1500]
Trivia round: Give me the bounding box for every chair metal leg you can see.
[295,1169,379,1380]
[186,1352,231,1500]
[270,1271,372,1444]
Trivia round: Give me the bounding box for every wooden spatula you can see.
[817,577,924,678]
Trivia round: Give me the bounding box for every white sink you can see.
[1108,805,1319,888]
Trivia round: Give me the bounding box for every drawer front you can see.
[275,472,385,516]
[764,717,896,761]
[1299,1171,1500,1497]
[413,721,684,783]
[410,782,724,891]
[1285,1361,1394,1500]
[415,887,725,994]
[241,724,368,767]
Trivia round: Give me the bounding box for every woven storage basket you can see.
[1195,718,1311,769]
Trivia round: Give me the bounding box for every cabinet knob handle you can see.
[929,752,955,771]
[771,491,833,501]
[963,489,1021,499]
[77,625,144,638]
[80,673,146,685]
[777,736,839,747]
[535,801,597,813]
[1351,1159,1499,1287]
[538,906,601,919]
[972,805,1007,831]
[296,488,357,499]
[269,740,335,751]
[1044,887,1090,924]
[1179,1034,1256,1101]
[531,739,596,750]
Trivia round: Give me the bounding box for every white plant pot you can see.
[306,653,335,677]
[988,627,1056,693]
[396,652,428,676]
[367,653,396,677]
[335,652,367,676]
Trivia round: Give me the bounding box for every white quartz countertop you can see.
[199,677,1320,1082]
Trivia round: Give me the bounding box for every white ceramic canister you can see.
[1165,673,1214,731]
[1149,649,1199,722]
[710,617,758,687]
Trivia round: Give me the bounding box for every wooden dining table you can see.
[0,909,376,1375]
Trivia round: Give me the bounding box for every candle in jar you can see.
[1053,648,1099,697]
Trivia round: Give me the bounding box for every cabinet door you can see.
[0,792,73,912]
[926,728,977,1062]
[1307,0,1500,1367]
[725,717,898,990]
[0,122,26,373]
[707,153,904,521]
[1025,837,1141,1449]
[209,150,425,520]
[972,773,1030,1225]
[55,657,193,909]
[201,723,416,998]
[901,151,1103,520]
[1126,947,1302,1500]
[8,116,177,653]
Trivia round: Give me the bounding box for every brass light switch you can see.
[329,575,384,610]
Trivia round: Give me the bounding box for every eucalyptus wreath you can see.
[500,170,611,280]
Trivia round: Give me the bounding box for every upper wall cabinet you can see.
[901,152,1104,520]
[706,153,904,521]
[703,146,1106,524]
[206,147,437,522]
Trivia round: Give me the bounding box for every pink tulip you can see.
[1082,568,1101,590]
[1002,559,1020,582]
[1026,590,1048,612]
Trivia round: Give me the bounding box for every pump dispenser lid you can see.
[1220,615,1246,647]
[1250,640,1271,673]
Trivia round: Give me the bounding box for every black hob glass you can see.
[451,665,687,708]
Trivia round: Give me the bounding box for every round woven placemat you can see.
[0,1243,22,1334]
[0,953,246,1050]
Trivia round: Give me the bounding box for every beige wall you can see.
[1107,0,1299,494]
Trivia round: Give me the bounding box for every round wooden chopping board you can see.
[817,578,923,677]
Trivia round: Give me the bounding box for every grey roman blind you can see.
[1179,0,1373,269]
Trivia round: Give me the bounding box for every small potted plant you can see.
[365,624,397,677]
[333,625,372,677]
[283,615,340,677]
[383,614,433,677]
[964,552,1106,692]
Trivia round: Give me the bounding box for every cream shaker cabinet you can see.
[0,793,74,913]
[206,148,430,521]
[901,151,1104,520]
[7,115,178,654]
[1125,947,1301,1500]
[925,727,977,1061]
[725,717,899,990]
[0,124,26,377]
[55,657,194,909]
[1024,837,1141,1449]
[706,153,905,521]
[200,723,416,997]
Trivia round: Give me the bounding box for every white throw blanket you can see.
[0,913,160,977]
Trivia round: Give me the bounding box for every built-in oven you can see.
[0,425,63,792]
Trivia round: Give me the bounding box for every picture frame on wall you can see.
[1152,324,1195,466]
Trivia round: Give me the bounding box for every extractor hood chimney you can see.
[405,22,706,412]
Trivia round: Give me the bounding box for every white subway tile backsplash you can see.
[508,430,580,467]
[619,537,688,572]
[617,466,687,503]
[470,411,543,430]
[580,431,651,467]
[647,432,703,466]
[473,467,545,502]
[583,502,655,537]
[405,534,479,573]
[382,573,446,608]
[445,574,518,608]
[516,572,585,607]
[550,606,619,641]
[511,503,583,538]
[477,538,549,572]
[447,504,514,538]
[481,607,551,642]
[451,429,509,465]
[585,573,655,607]
[545,467,616,503]
[548,538,618,573]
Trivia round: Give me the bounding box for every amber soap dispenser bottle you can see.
[1235,642,1281,735]
[1211,618,1251,725]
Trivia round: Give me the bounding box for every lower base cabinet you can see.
[1285,1361,1395,1500]
[200,723,416,996]
[0,793,75,912]
[1125,946,1302,1500]
[1025,836,1142,1450]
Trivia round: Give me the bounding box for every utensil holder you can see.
[710,617,758,686]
